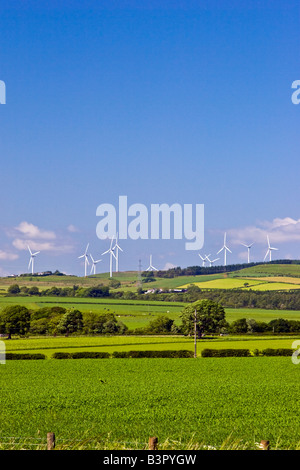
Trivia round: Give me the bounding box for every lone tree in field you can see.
[180,299,227,338]
[0,305,31,339]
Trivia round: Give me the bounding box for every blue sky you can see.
[0,0,299,276]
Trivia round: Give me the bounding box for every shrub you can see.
[201,349,251,357]
[52,352,72,359]
[113,350,193,358]
[71,351,110,359]
[261,348,292,357]
[112,351,130,358]
[51,351,110,359]
[5,353,46,360]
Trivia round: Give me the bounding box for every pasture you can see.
[1,356,300,449]
[3,334,299,358]
[2,264,300,450]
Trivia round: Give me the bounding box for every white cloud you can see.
[227,217,300,245]
[6,221,75,254]
[67,224,80,233]
[14,221,56,240]
[12,238,74,254]
[163,262,176,270]
[0,250,19,261]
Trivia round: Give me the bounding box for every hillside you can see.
[1,262,300,294]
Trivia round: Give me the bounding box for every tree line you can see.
[154,260,300,278]
[7,281,300,310]
[1,300,300,339]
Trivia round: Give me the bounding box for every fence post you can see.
[149,437,158,450]
[259,440,270,450]
[47,432,55,450]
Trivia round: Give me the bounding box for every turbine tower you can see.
[241,242,254,264]
[146,255,158,272]
[114,233,123,272]
[78,243,90,277]
[28,246,40,275]
[264,235,278,262]
[217,232,232,266]
[102,237,116,278]
[90,254,102,275]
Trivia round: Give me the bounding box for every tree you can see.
[82,312,128,335]
[7,284,20,294]
[27,286,40,296]
[180,299,227,337]
[58,309,83,335]
[230,318,248,334]
[0,305,31,339]
[147,315,174,334]
[268,318,290,333]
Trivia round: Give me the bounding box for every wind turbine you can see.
[28,246,40,275]
[217,232,232,266]
[78,243,90,277]
[198,253,209,267]
[113,233,123,272]
[264,235,278,262]
[102,237,116,277]
[146,255,158,272]
[90,254,102,275]
[205,255,220,267]
[241,242,254,264]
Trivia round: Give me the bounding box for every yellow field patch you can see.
[245,276,300,285]
[179,278,264,290]
[179,277,300,291]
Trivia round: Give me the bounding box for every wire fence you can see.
[0,433,271,450]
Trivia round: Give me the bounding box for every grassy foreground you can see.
[1,357,300,450]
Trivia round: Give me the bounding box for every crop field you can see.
[3,334,299,358]
[2,264,300,450]
[179,277,300,291]
[245,276,300,285]
[1,357,300,450]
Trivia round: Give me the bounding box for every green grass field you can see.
[3,334,299,358]
[1,356,300,449]
[232,264,300,278]
[1,263,300,450]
